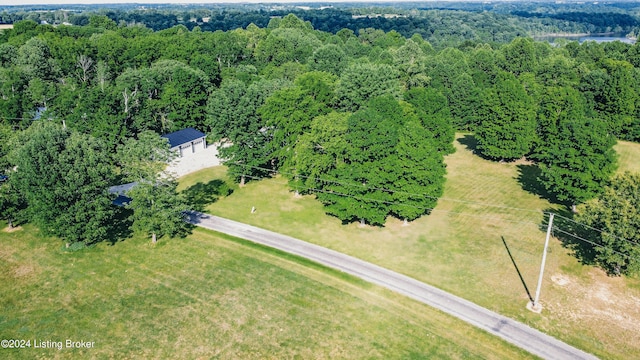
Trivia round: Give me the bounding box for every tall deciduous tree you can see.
[0,122,16,172]
[126,180,189,244]
[336,62,401,112]
[0,180,26,229]
[576,172,640,276]
[116,130,175,182]
[309,44,347,75]
[255,28,321,66]
[475,72,537,161]
[580,59,637,138]
[17,37,58,81]
[0,67,28,125]
[288,111,349,194]
[500,37,537,75]
[314,96,446,226]
[389,120,446,222]
[537,117,617,210]
[531,86,587,161]
[318,97,406,225]
[403,87,455,155]
[207,78,287,184]
[10,123,116,244]
[260,73,334,168]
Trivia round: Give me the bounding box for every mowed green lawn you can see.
[187,134,640,360]
[615,139,640,174]
[0,224,534,359]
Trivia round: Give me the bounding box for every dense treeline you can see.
[513,11,639,34]
[0,13,638,272]
[3,4,639,48]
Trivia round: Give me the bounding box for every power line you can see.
[240,164,640,251]
[243,172,638,262]
[242,173,540,227]
[552,227,640,261]
[552,212,640,248]
[235,162,545,215]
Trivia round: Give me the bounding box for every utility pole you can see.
[529,213,554,313]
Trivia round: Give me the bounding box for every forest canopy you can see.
[0,6,638,273]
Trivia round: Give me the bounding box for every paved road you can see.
[186,212,598,360]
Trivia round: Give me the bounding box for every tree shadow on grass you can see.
[456,134,500,161]
[182,179,234,212]
[106,207,134,245]
[457,134,478,153]
[541,207,597,267]
[516,164,562,204]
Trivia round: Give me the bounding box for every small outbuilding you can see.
[161,128,207,157]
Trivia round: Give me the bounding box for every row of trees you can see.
[0,122,189,245]
[0,14,638,273]
[5,3,638,46]
[110,6,640,47]
[2,16,638,212]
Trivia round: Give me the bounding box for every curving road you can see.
[186,211,598,360]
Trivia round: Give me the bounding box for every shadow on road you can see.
[501,236,533,303]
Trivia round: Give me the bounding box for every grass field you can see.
[0,224,534,359]
[615,139,640,174]
[184,134,640,360]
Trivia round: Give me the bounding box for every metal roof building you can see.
[161,128,207,157]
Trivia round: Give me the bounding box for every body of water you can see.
[536,33,636,44]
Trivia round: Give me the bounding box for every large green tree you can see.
[255,28,321,66]
[116,130,175,182]
[16,37,58,81]
[531,86,587,161]
[116,60,210,133]
[10,123,116,244]
[207,78,287,184]
[260,72,334,168]
[0,180,26,229]
[288,111,349,194]
[576,172,640,276]
[580,60,637,138]
[500,37,537,76]
[475,72,537,161]
[336,62,401,112]
[316,96,446,226]
[403,87,455,155]
[388,120,446,222]
[309,44,347,75]
[126,179,189,244]
[538,117,617,210]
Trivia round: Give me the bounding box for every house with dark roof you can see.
[161,128,207,157]
[112,194,132,207]
[108,182,137,207]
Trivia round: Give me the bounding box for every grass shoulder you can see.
[187,134,640,359]
[0,222,534,359]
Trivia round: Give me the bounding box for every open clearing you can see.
[0,224,533,359]
[189,134,640,360]
[615,139,640,174]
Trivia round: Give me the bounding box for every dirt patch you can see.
[512,157,535,166]
[13,264,35,278]
[2,226,23,233]
[550,269,640,346]
[551,274,570,286]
